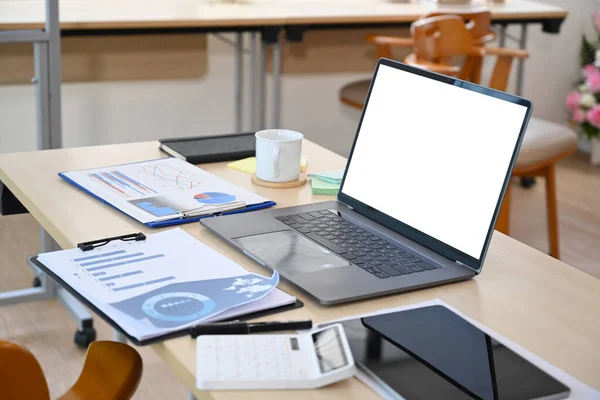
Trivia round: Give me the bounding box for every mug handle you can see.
[273,147,281,179]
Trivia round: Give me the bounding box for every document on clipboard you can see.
[36,228,297,343]
[59,157,275,227]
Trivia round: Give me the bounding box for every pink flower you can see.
[587,105,600,127]
[594,11,600,32]
[573,109,586,123]
[583,64,597,78]
[566,91,581,111]
[588,70,600,92]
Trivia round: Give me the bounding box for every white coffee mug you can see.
[255,129,303,182]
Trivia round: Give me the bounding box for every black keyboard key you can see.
[324,228,336,233]
[289,223,303,229]
[354,243,366,249]
[365,268,379,274]
[308,212,322,218]
[362,256,375,262]
[353,259,367,265]
[405,254,416,260]
[331,238,344,244]
[371,244,382,250]
[384,260,399,266]
[409,265,424,272]
[338,242,349,248]
[318,210,331,215]
[340,228,352,233]
[345,239,358,245]
[392,265,413,274]
[369,260,383,266]
[375,272,391,279]
[343,253,357,261]
[288,215,305,224]
[323,235,337,240]
[375,255,389,261]
[377,265,402,277]
[400,253,412,259]
[297,228,311,234]
[420,262,437,270]
[384,245,396,250]
[392,248,405,254]
[413,259,423,263]
[305,232,347,254]
[298,213,315,221]
[352,251,366,258]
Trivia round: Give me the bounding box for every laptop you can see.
[201,58,532,305]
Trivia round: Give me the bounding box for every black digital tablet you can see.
[159,132,255,164]
[335,305,570,400]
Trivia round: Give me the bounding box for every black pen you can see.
[189,319,313,338]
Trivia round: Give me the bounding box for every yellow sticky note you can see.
[300,155,308,172]
[227,157,257,174]
[227,155,308,174]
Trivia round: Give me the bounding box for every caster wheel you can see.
[74,327,96,348]
[520,177,536,188]
[32,277,41,287]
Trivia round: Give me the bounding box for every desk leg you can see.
[271,36,281,129]
[516,23,528,97]
[234,32,244,132]
[188,392,198,400]
[248,32,257,130]
[112,329,128,343]
[258,35,266,130]
[498,24,506,47]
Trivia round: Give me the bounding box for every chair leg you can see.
[544,165,560,259]
[495,182,511,235]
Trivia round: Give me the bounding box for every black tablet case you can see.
[159,132,255,164]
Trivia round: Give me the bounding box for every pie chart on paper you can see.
[194,192,236,205]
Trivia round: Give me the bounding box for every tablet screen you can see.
[338,305,570,400]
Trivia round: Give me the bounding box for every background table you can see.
[0,140,598,399]
[0,0,568,132]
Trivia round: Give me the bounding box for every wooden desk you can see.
[0,0,567,31]
[0,141,598,399]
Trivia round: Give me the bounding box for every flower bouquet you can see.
[565,11,600,165]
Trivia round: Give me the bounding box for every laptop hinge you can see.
[455,260,470,268]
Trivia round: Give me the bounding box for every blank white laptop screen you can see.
[342,65,528,259]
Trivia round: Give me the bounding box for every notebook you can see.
[35,228,298,343]
[159,132,256,164]
[59,158,276,227]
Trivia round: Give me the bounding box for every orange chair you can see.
[0,340,143,400]
[341,9,495,110]
[339,15,576,258]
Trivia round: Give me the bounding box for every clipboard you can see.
[31,234,303,346]
[58,158,276,228]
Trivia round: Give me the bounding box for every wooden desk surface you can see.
[0,140,598,399]
[0,0,568,31]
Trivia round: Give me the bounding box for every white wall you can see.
[0,0,596,157]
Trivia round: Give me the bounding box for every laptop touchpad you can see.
[233,230,349,276]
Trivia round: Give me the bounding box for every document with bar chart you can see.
[58,157,275,227]
[37,228,296,342]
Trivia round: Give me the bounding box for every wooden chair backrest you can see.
[59,341,143,400]
[422,9,495,44]
[412,14,527,92]
[0,340,51,400]
[411,15,476,65]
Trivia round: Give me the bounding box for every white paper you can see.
[38,229,295,341]
[319,299,599,400]
[60,157,271,224]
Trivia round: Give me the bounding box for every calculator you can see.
[196,324,356,390]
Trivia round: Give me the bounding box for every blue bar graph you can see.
[99,270,142,282]
[80,252,144,267]
[92,272,106,277]
[113,276,175,292]
[73,250,126,262]
[86,254,165,272]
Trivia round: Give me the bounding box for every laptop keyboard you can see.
[275,209,439,279]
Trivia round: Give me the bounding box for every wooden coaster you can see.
[251,173,307,188]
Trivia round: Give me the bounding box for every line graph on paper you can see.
[139,164,202,191]
[89,171,158,198]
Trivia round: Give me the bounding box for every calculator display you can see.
[312,327,348,373]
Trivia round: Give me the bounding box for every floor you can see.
[0,152,598,399]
